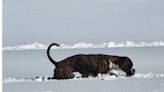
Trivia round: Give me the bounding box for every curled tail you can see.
[47,43,59,66]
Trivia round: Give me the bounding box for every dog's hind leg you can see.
[53,66,74,79]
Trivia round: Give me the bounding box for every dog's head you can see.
[131,68,135,75]
[113,56,135,76]
[126,68,135,76]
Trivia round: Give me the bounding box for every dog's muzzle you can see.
[130,68,135,75]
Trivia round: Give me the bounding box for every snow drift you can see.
[2,41,164,50]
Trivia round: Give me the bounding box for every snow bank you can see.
[3,42,48,50]
[3,73,164,83]
[2,41,164,50]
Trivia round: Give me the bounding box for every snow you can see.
[3,76,164,92]
[3,73,164,83]
[2,41,164,50]
[3,0,164,91]
[3,47,164,92]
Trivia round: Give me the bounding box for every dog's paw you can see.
[109,70,119,77]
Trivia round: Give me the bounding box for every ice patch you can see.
[2,41,164,50]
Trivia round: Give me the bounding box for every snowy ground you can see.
[3,74,164,92]
[3,0,164,91]
[3,47,164,92]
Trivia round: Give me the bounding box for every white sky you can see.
[3,0,164,46]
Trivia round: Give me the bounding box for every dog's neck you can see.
[109,60,121,70]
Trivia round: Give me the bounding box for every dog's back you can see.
[47,43,135,79]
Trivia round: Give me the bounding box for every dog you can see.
[47,43,135,79]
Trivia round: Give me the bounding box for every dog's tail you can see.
[47,43,59,66]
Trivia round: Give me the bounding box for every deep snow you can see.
[3,47,164,92]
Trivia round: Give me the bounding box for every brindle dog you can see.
[47,43,135,79]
